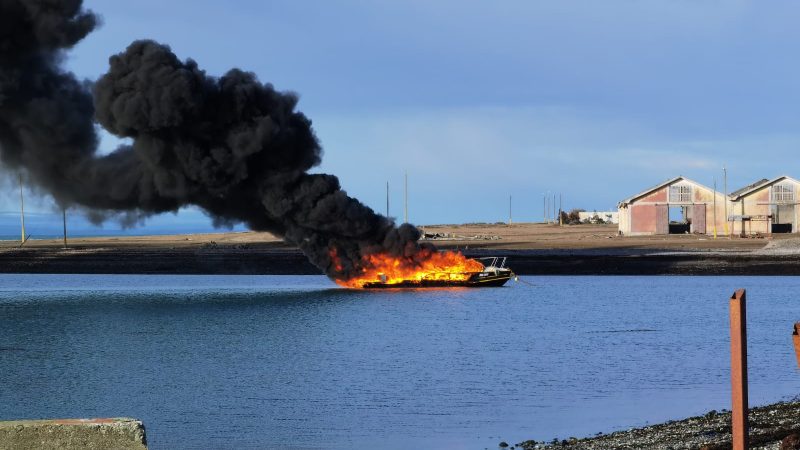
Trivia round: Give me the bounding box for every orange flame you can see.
[333,248,484,288]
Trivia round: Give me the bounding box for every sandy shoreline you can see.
[0,223,775,251]
[1,223,797,275]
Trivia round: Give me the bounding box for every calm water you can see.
[1,275,800,449]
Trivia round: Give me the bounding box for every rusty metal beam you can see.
[730,289,749,450]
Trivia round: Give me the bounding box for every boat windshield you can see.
[475,256,506,269]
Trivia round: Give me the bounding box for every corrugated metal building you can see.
[728,175,800,235]
[617,176,727,236]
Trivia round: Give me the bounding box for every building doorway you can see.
[668,206,690,234]
[771,204,794,233]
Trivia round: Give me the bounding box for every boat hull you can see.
[362,272,512,289]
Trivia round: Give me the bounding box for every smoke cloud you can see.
[0,0,433,279]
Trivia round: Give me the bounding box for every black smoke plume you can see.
[0,0,433,279]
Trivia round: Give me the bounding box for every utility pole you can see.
[723,166,729,236]
[559,193,563,226]
[508,195,512,224]
[553,193,556,223]
[545,191,550,223]
[542,194,547,223]
[404,171,408,224]
[713,178,718,239]
[386,181,389,217]
[19,173,26,244]
[63,208,68,248]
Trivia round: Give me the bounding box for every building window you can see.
[772,183,795,203]
[669,184,692,203]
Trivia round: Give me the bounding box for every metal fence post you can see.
[730,289,748,450]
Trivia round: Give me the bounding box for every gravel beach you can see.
[510,400,800,450]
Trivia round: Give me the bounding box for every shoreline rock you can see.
[517,400,800,450]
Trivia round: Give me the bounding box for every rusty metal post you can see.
[730,289,748,450]
[792,323,800,369]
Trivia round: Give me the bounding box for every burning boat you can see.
[360,256,514,289]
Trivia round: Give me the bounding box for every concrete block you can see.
[0,417,147,450]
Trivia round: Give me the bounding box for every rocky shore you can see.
[508,400,800,450]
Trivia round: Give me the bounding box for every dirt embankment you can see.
[1,224,799,275]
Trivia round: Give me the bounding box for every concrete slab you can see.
[0,417,147,450]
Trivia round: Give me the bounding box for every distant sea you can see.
[0,210,247,241]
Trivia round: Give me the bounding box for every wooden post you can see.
[730,289,748,450]
[792,323,800,369]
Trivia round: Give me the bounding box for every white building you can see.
[578,211,619,224]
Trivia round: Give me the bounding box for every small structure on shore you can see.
[617,176,727,236]
[728,175,800,235]
[619,174,800,236]
[577,211,619,224]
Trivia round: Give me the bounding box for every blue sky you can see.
[3,0,800,236]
